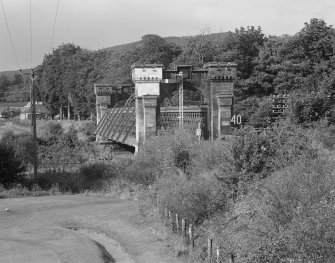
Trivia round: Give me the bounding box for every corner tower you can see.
[205,62,237,139]
[94,84,113,125]
[131,63,163,151]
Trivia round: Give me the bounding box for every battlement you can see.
[94,84,114,96]
[204,62,237,80]
[131,63,164,83]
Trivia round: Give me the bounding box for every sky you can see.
[1,0,335,72]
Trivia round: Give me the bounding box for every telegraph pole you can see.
[29,70,38,179]
[178,71,184,129]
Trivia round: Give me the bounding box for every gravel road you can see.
[0,195,185,263]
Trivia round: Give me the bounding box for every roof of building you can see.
[0,102,28,109]
[21,104,51,114]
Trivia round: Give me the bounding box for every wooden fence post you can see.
[189,223,194,251]
[175,214,180,234]
[207,238,213,263]
[163,207,167,220]
[181,219,186,238]
[168,211,173,231]
[230,254,235,263]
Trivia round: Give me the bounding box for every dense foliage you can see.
[0,141,25,187]
[132,121,335,262]
[0,18,334,127]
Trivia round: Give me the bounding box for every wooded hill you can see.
[1,18,335,126]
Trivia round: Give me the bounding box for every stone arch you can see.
[158,81,207,107]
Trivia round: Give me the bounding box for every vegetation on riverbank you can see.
[133,121,335,262]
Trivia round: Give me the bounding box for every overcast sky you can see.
[1,0,335,72]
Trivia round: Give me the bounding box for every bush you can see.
[213,157,335,263]
[79,121,97,142]
[35,170,83,193]
[126,130,196,185]
[79,163,110,190]
[0,142,25,187]
[234,97,260,125]
[287,91,334,125]
[40,121,64,144]
[225,122,317,197]
[188,139,232,176]
[35,162,116,193]
[155,174,225,223]
[1,131,37,166]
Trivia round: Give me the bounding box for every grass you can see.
[0,119,95,141]
[0,121,31,138]
[0,183,61,198]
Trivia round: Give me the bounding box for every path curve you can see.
[0,195,185,263]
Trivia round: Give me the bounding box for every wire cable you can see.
[29,0,33,68]
[1,0,22,70]
[50,0,60,50]
[0,90,30,94]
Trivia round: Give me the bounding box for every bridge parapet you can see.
[204,62,237,80]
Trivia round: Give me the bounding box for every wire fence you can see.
[159,206,235,263]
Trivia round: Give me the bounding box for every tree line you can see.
[1,18,334,124]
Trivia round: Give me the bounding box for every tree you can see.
[250,18,335,97]
[176,33,217,67]
[136,34,182,67]
[11,74,23,85]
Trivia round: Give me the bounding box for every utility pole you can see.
[178,71,184,129]
[29,70,38,180]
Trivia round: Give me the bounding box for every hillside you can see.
[0,69,31,80]
[0,32,230,77]
[104,36,185,53]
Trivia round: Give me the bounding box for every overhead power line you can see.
[29,0,33,68]
[50,0,60,50]
[1,0,22,70]
[0,90,30,95]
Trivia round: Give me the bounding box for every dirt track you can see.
[0,195,185,263]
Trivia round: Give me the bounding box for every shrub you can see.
[226,122,317,196]
[155,174,225,223]
[35,170,83,193]
[126,130,196,185]
[234,97,260,125]
[14,133,36,165]
[214,157,335,263]
[79,163,110,190]
[0,142,25,187]
[35,162,115,193]
[1,131,37,166]
[79,121,97,141]
[40,121,64,144]
[287,91,333,125]
[248,97,273,128]
[189,139,232,176]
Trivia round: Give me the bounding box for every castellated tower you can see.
[94,84,113,125]
[131,63,163,151]
[204,62,237,139]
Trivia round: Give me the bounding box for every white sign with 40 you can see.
[231,114,242,125]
